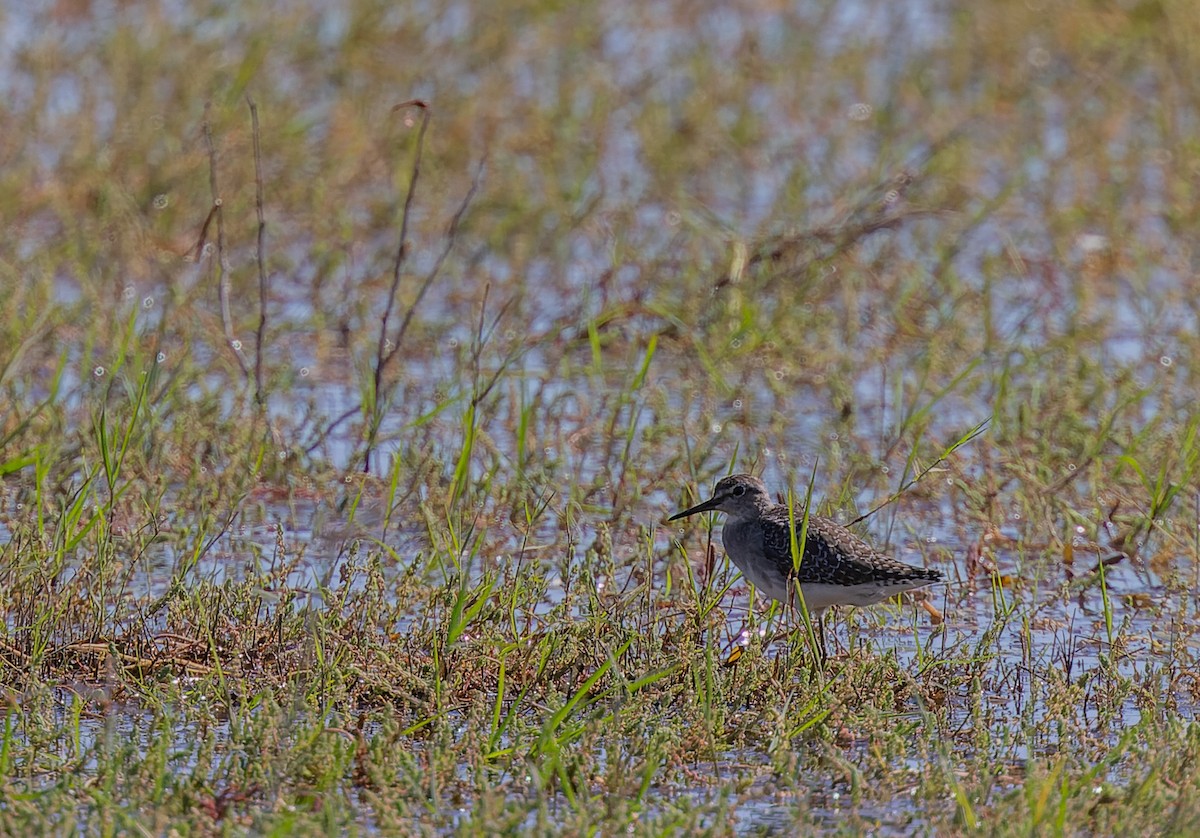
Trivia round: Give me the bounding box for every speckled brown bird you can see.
[669,474,941,618]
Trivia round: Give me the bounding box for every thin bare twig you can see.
[305,405,360,457]
[361,100,486,472]
[382,155,487,373]
[373,99,431,393]
[248,95,269,407]
[470,294,520,408]
[359,100,431,474]
[191,203,219,261]
[202,104,250,380]
[361,159,486,471]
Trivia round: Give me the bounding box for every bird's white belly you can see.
[794,582,902,613]
[730,550,793,604]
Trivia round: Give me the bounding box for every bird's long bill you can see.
[668,494,721,520]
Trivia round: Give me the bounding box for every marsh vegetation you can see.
[2,0,1200,833]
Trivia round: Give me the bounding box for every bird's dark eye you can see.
[732,485,746,497]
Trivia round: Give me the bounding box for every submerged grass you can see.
[2,0,1200,833]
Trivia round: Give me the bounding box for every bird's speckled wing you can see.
[758,506,942,586]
